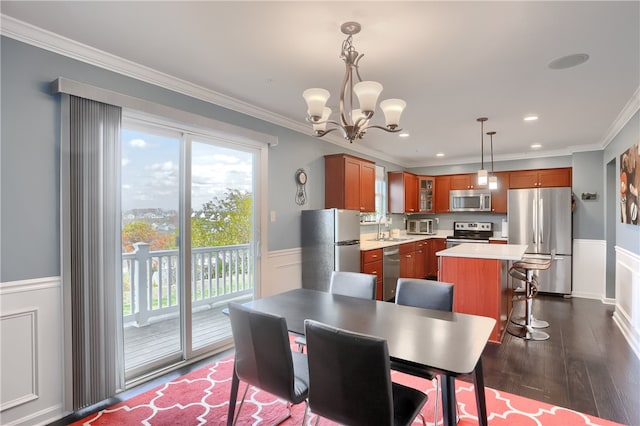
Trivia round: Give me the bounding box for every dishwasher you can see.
[383,246,400,301]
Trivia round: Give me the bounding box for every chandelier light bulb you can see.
[312,107,332,132]
[303,88,330,120]
[380,99,407,128]
[353,81,383,113]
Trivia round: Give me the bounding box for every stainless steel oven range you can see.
[446,221,493,248]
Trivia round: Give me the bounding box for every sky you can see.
[121,127,253,212]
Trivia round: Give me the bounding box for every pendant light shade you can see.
[476,117,488,186]
[478,169,489,186]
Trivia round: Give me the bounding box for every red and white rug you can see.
[72,355,624,426]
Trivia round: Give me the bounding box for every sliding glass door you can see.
[120,118,257,380]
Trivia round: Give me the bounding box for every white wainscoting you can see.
[0,277,64,425]
[572,239,606,300]
[261,248,302,298]
[613,246,640,360]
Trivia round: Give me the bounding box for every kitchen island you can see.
[437,243,527,343]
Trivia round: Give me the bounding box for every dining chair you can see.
[227,302,309,425]
[302,319,427,426]
[296,270,376,351]
[393,278,455,425]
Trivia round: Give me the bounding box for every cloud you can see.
[122,158,131,167]
[130,138,148,148]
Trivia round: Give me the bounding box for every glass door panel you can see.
[121,126,183,378]
[190,140,255,351]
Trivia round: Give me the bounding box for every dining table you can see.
[226,288,496,426]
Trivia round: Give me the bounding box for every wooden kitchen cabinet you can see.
[399,242,417,278]
[388,171,419,213]
[450,173,487,190]
[509,167,572,189]
[490,171,509,213]
[361,248,384,300]
[418,176,435,213]
[324,154,376,212]
[434,175,451,213]
[426,238,447,278]
[415,240,428,279]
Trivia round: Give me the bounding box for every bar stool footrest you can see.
[510,316,549,329]
[508,324,550,341]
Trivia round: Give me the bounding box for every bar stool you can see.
[508,257,552,341]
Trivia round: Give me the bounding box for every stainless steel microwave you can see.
[407,218,435,235]
[449,190,492,212]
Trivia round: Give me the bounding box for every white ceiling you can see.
[2,1,639,167]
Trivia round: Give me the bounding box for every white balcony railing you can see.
[122,242,253,327]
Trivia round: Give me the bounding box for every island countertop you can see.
[436,242,527,261]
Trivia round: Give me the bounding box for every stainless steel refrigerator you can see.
[508,187,573,294]
[301,208,361,292]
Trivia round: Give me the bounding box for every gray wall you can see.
[409,156,572,176]
[0,36,403,282]
[572,150,605,240]
[604,110,640,254]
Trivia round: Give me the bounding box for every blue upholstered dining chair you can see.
[296,270,376,352]
[393,278,455,425]
[227,302,309,425]
[302,319,427,426]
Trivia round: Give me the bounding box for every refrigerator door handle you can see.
[532,202,537,244]
[539,197,544,243]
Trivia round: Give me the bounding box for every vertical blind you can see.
[68,95,123,409]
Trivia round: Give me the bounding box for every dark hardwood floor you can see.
[478,294,640,425]
[52,295,639,425]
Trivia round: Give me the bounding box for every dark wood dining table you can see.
[226,288,495,426]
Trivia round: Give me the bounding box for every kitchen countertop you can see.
[436,243,527,261]
[359,231,449,251]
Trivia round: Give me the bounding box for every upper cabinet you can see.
[509,167,572,189]
[418,176,435,213]
[388,171,418,213]
[450,173,488,190]
[434,175,451,213]
[490,171,509,213]
[324,154,376,212]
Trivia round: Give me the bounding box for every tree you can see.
[122,222,176,252]
[192,189,253,247]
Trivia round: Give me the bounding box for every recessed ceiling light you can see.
[531,143,542,149]
[548,53,589,70]
[436,153,445,157]
[524,115,539,121]
[399,132,410,138]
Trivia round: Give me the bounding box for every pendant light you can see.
[487,131,498,190]
[476,117,488,186]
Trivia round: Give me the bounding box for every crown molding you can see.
[600,85,640,148]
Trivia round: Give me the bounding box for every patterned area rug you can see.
[72,354,624,426]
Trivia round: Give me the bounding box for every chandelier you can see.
[302,22,407,143]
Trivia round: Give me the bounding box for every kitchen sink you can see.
[367,237,412,242]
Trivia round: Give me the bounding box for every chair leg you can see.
[232,383,250,426]
[433,376,439,426]
[301,401,309,425]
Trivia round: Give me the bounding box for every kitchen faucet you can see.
[377,215,388,240]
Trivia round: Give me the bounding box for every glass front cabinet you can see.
[418,176,435,213]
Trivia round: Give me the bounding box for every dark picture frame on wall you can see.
[620,142,640,225]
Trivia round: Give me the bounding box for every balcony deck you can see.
[123,294,252,369]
